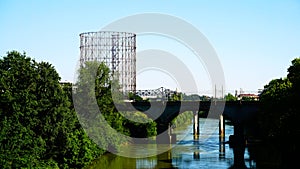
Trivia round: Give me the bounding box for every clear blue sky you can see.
[1,0,299,95]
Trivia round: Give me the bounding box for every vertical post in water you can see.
[219,114,225,158]
[193,111,199,139]
[219,114,225,138]
[170,123,177,144]
[232,122,246,168]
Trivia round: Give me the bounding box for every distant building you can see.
[79,31,136,94]
[59,81,72,86]
[237,93,259,101]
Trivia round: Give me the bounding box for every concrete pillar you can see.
[193,111,199,139]
[170,134,177,144]
[219,114,225,158]
[229,122,246,146]
[156,123,177,144]
[234,122,245,145]
[170,123,176,144]
[156,123,171,144]
[233,145,246,168]
[219,114,225,138]
[232,123,246,168]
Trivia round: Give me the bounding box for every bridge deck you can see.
[116,101,260,122]
[117,101,260,111]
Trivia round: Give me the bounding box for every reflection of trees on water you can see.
[228,144,247,169]
[155,150,176,169]
[246,140,299,169]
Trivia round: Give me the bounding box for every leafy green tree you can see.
[171,111,193,128]
[168,91,182,101]
[287,58,300,88]
[128,92,145,101]
[94,62,156,138]
[94,62,128,134]
[123,112,157,138]
[182,94,200,101]
[259,78,292,137]
[224,93,237,101]
[0,51,50,167]
[259,57,300,138]
[241,96,255,101]
[74,61,157,145]
[0,51,101,168]
[287,58,300,111]
[74,61,128,153]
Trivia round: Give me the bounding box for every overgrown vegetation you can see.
[224,93,237,101]
[259,57,300,139]
[182,94,211,101]
[75,61,157,139]
[3,50,297,168]
[171,111,193,128]
[0,51,157,168]
[0,51,101,168]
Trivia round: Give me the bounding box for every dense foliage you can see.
[0,51,101,168]
[0,52,157,168]
[128,92,146,102]
[171,111,193,128]
[168,91,183,101]
[182,94,211,101]
[224,93,237,101]
[259,57,300,138]
[73,61,157,145]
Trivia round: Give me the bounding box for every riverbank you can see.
[85,112,194,168]
[84,119,237,169]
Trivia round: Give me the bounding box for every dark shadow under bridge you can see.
[116,101,260,144]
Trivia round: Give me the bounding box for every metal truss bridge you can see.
[129,87,260,100]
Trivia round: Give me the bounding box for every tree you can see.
[0,51,50,167]
[95,62,130,135]
[128,92,145,101]
[168,91,182,101]
[93,62,156,138]
[287,58,300,110]
[73,61,127,154]
[287,58,300,88]
[182,94,201,101]
[0,51,101,168]
[224,93,237,101]
[259,78,292,137]
[257,57,300,168]
[74,61,156,145]
[259,57,300,138]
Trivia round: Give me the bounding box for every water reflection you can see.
[156,150,176,169]
[87,119,259,169]
[219,136,225,159]
[229,142,247,169]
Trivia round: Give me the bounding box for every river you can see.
[86,118,256,169]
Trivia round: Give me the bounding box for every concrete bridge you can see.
[116,101,260,144]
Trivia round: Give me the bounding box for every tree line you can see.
[258,57,300,139]
[2,50,298,168]
[0,51,156,168]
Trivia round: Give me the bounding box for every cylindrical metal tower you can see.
[79,31,136,93]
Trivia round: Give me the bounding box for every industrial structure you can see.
[79,31,136,93]
[135,87,179,101]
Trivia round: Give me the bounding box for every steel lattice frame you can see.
[135,87,176,99]
[79,31,136,93]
